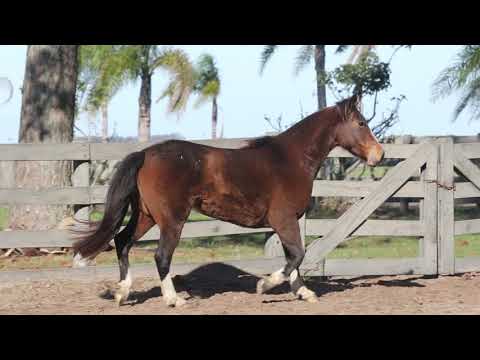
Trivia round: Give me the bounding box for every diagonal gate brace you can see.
[302,142,436,271]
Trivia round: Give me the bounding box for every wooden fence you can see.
[1,135,480,277]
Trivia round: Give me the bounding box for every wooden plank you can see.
[413,135,480,144]
[0,187,91,205]
[0,219,272,249]
[90,186,108,203]
[191,138,250,149]
[0,230,75,248]
[312,180,423,198]
[71,181,427,205]
[90,138,249,160]
[138,220,271,242]
[422,147,439,275]
[328,144,420,159]
[264,234,284,258]
[454,143,480,159]
[306,219,423,237]
[454,182,480,199]
[454,151,480,190]
[438,139,455,275]
[301,258,425,277]
[418,165,425,258]
[0,143,90,161]
[87,140,419,161]
[181,221,271,238]
[455,219,480,235]
[303,142,434,269]
[455,257,480,273]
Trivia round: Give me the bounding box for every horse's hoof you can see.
[256,278,267,294]
[115,292,128,306]
[165,296,186,308]
[296,287,319,304]
[304,294,319,304]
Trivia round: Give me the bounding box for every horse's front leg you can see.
[257,217,318,303]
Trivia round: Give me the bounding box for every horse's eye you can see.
[358,121,366,127]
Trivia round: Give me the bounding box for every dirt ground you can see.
[1,263,479,315]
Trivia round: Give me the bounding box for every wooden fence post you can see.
[421,141,439,275]
[71,149,93,268]
[264,215,307,259]
[396,135,413,215]
[437,138,455,275]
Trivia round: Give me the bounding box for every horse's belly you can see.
[194,194,267,228]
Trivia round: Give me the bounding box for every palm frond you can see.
[294,45,314,76]
[153,48,196,114]
[432,45,480,119]
[453,78,480,121]
[336,45,350,54]
[259,45,279,75]
[194,80,220,109]
[78,45,139,114]
[194,54,220,94]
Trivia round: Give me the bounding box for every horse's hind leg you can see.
[154,222,186,307]
[114,210,155,305]
[257,216,318,303]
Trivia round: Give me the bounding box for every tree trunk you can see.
[138,72,152,143]
[314,45,327,110]
[212,97,218,140]
[314,45,331,180]
[9,45,78,234]
[101,104,108,143]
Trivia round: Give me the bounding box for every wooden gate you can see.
[450,139,480,274]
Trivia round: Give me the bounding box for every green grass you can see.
[323,236,420,259]
[347,166,390,179]
[455,233,480,257]
[0,208,8,231]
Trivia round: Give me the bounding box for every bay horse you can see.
[72,94,384,307]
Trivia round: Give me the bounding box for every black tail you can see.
[71,151,146,259]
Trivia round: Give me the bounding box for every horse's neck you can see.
[278,109,338,177]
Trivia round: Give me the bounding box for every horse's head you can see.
[333,94,384,167]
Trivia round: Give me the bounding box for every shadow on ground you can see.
[98,262,433,306]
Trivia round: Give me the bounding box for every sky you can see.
[0,45,475,143]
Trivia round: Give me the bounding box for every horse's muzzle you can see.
[367,146,385,167]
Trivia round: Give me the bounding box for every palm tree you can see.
[432,45,480,122]
[192,54,221,139]
[80,45,195,143]
[159,53,221,139]
[260,45,328,110]
[77,46,116,142]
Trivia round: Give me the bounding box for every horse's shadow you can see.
[99,262,430,306]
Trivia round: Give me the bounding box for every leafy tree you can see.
[432,45,480,122]
[259,45,328,110]
[78,45,195,142]
[159,53,221,139]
